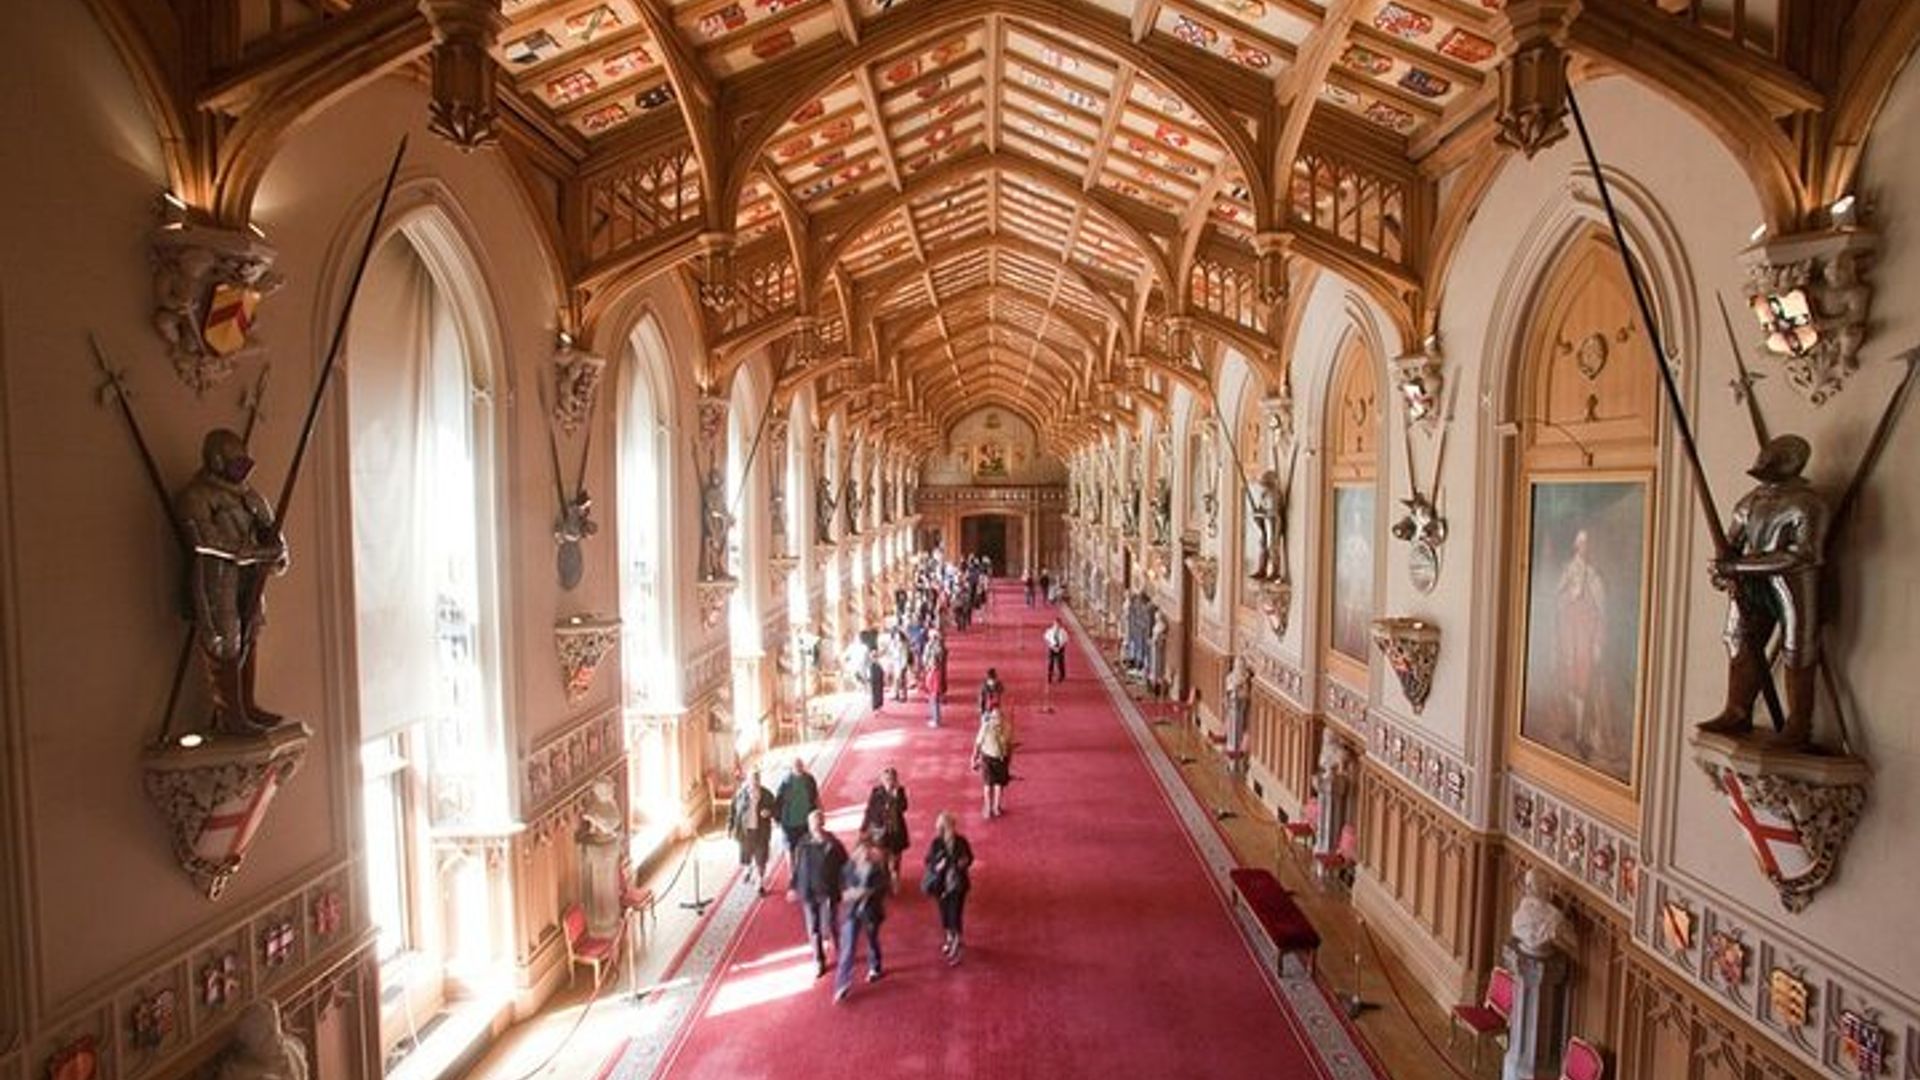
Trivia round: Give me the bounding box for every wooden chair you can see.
[1449,965,1516,1067]
[562,902,620,989]
[1314,823,1358,888]
[704,767,738,826]
[1560,1036,1605,1080]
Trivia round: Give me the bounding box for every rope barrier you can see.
[1356,918,1480,1080]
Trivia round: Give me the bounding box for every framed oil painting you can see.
[1330,483,1375,662]
[1518,478,1649,786]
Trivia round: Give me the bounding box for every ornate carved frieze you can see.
[1691,732,1870,914]
[1320,677,1368,732]
[522,706,622,816]
[1370,617,1440,715]
[1639,873,1920,1080]
[1507,773,1642,918]
[142,723,310,900]
[151,222,283,392]
[1364,708,1471,819]
[554,615,620,705]
[697,577,736,631]
[1741,226,1876,405]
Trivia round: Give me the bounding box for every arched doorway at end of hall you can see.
[960,512,1024,577]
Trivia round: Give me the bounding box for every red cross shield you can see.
[1718,771,1815,884]
[201,282,260,358]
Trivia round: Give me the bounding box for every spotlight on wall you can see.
[177,733,205,749]
[157,191,189,229]
[1749,223,1769,245]
[1830,194,1859,229]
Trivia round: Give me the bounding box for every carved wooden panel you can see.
[1521,229,1659,473]
[1327,336,1380,481]
[1357,761,1498,978]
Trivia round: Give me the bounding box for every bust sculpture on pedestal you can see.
[217,1000,308,1080]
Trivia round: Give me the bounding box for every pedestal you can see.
[1502,942,1570,1080]
[1313,775,1350,857]
[580,835,623,935]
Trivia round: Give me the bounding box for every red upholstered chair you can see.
[704,767,739,826]
[1283,797,1319,848]
[563,902,620,989]
[1314,823,1358,887]
[1560,1037,1605,1080]
[1448,966,1515,1067]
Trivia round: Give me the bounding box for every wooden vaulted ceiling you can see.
[107,0,1917,457]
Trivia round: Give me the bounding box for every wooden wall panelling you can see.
[1353,758,1498,1004]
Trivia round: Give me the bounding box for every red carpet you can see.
[648,584,1355,1079]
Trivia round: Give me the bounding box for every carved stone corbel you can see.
[554,615,620,705]
[1493,0,1579,158]
[151,222,283,392]
[551,344,606,436]
[142,723,311,900]
[697,579,736,629]
[1390,347,1445,430]
[1371,617,1440,714]
[1741,226,1876,405]
[1691,732,1870,913]
[419,0,506,150]
[1254,577,1293,637]
[1183,553,1218,602]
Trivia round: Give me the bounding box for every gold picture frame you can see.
[1508,472,1653,823]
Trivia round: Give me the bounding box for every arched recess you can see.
[1500,228,1660,826]
[726,361,771,762]
[1321,330,1380,691]
[341,204,509,1033]
[619,312,687,829]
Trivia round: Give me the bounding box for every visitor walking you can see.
[978,667,1004,714]
[833,839,891,1001]
[1043,617,1068,684]
[867,645,886,713]
[1039,569,1052,603]
[861,766,911,890]
[1022,570,1036,606]
[727,765,775,894]
[922,629,948,728]
[923,811,974,964]
[788,810,848,979]
[774,758,820,853]
[974,707,1013,818]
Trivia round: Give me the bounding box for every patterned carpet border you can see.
[1061,604,1386,1080]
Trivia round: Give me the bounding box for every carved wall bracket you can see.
[142,723,311,900]
[1184,553,1218,602]
[151,222,283,393]
[1255,577,1293,637]
[1742,226,1876,405]
[554,615,621,705]
[697,578,737,630]
[1371,617,1440,714]
[1691,731,1870,913]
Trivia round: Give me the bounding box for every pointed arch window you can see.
[1323,336,1379,682]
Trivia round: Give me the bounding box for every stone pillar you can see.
[1501,942,1571,1080]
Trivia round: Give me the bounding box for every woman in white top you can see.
[972,707,1014,818]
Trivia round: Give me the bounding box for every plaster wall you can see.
[1433,71,1920,1002]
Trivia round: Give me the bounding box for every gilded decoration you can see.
[1370,617,1439,715]
[141,723,311,900]
[554,615,621,705]
[1691,732,1869,914]
[150,222,283,393]
[1741,227,1876,406]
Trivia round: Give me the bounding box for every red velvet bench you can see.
[1228,868,1321,977]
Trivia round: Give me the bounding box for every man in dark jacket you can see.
[833,839,893,1001]
[788,810,848,978]
[774,758,820,853]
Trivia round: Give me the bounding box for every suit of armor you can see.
[1699,436,1828,748]
[176,429,287,733]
